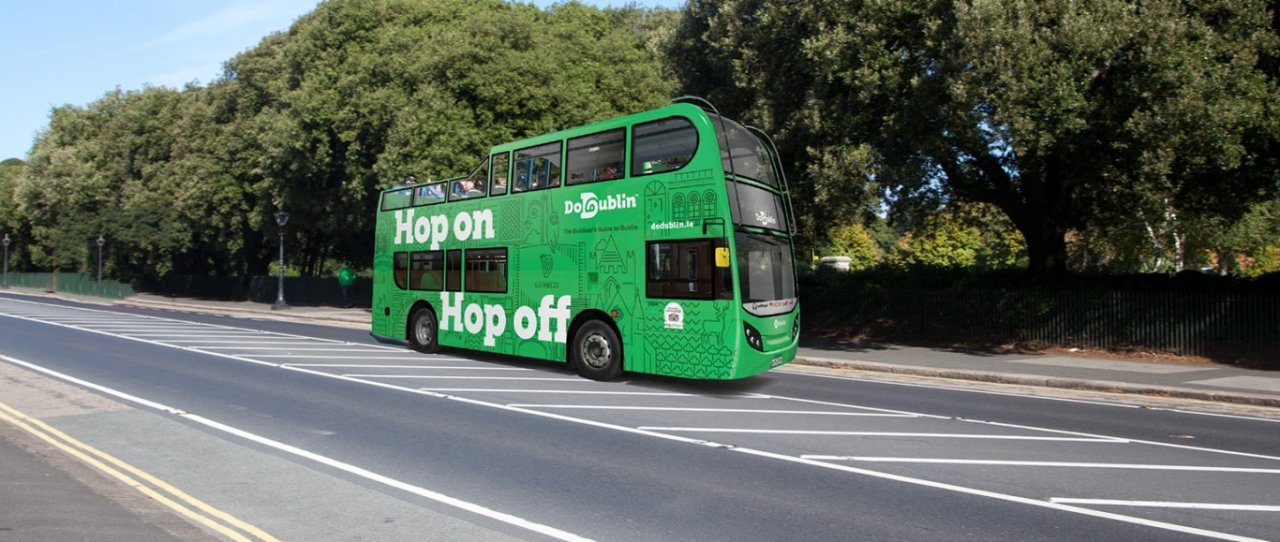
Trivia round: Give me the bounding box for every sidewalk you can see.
[14,289,1280,408]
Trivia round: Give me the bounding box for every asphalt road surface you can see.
[1,293,1277,541]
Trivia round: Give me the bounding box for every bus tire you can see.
[571,319,623,381]
[408,307,441,354]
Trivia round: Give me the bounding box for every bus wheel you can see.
[572,320,622,381]
[408,308,440,354]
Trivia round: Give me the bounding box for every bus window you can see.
[450,158,489,202]
[446,249,462,292]
[567,128,625,185]
[632,117,697,177]
[465,248,508,293]
[414,183,445,206]
[381,188,413,211]
[490,152,509,196]
[646,239,716,299]
[513,141,562,192]
[410,251,444,291]
[393,252,409,290]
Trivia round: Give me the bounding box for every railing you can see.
[804,284,1279,366]
[3,272,134,299]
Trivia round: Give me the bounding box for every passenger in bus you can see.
[491,174,507,195]
[452,179,471,198]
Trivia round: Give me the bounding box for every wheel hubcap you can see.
[416,317,434,345]
[581,333,612,369]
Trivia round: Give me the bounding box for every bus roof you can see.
[487,101,713,155]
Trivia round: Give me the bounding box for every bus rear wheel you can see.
[408,307,441,354]
[572,320,622,381]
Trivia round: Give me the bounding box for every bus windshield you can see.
[736,232,797,316]
[710,114,779,189]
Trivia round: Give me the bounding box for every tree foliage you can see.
[12,0,674,282]
[668,0,1280,276]
[824,222,882,271]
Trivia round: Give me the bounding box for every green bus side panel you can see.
[371,103,796,379]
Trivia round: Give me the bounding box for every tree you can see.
[669,0,1280,276]
[824,221,882,271]
[13,0,677,283]
[885,202,1025,270]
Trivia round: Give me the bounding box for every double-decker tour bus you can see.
[371,98,798,380]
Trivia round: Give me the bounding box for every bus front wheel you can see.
[408,308,441,354]
[572,320,622,381]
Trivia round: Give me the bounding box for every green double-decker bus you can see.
[371,99,798,380]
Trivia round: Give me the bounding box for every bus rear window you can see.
[382,188,413,211]
[632,117,696,176]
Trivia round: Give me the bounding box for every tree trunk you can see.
[1014,213,1070,277]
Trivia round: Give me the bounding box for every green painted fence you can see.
[3,272,134,299]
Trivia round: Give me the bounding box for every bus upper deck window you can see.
[631,117,697,177]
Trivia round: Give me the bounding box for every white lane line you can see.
[421,388,695,396]
[801,457,1280,473]
[124,334,277,338]
[195,347,393,352]
[264,356,446,361]
[510,405,917,416]
[158,340,319,345]
[0,355,591,542]
[760,393,1280,461]
[291,365,529,371]
[785,364,1147,408]
[1049,499,1280,512]
[635,428,1122,441]
[346,375,581,382]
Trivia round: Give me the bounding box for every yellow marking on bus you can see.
[0,400,279,542]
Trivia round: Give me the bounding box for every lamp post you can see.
[2,234,10,289]
[96,234,105,284]
[272,210,290,310]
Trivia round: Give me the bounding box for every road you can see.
[1,293,1278,541]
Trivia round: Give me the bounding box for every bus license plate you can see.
[770,356,783,367]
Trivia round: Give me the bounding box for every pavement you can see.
[1,287,1278,541]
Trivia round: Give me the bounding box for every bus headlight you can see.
[744,323,764,352]
[792,317,800,340]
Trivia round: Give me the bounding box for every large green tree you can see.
[14,0,675,282]
[669,0,1280,276]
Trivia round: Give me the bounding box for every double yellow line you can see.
[0,400,278,542]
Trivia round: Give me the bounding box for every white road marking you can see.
[291,364,529,370]
[636,428,1122,441]
[176,347,388,352]
[0,354,592,542]
[802,457,1280,473]
[421,388,695,396]
[510,405,917,416]
[346,375,581,382]
[1049,499,1280,512]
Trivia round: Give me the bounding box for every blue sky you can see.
[0,0,684,161]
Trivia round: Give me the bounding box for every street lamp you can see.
[272,210,290,310]
[96,234,105,284]
[2,234,10,289]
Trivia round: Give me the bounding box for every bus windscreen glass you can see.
[736,232,797,316]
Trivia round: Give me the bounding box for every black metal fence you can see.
[802,272,1280,367]
[146,274,373,308]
